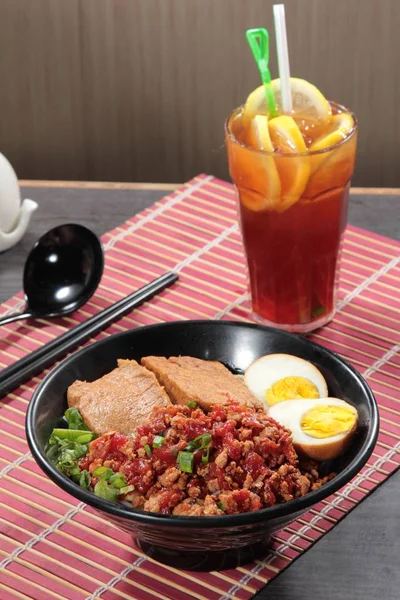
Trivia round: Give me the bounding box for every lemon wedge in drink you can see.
[310,113,355,153]
[243,78,332,122]
[304,113,357,198]
[249,114,275,151]
[268,115,307,153]
[230,114,281,211]
[268,115,310,211]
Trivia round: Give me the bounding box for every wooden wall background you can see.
[0,0,399,186]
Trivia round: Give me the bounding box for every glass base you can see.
[251,307,336,334]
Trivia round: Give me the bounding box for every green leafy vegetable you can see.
[94,479,119,502]
[93,464,134,498]
[119,485,135,495]
[45,443,60,461]
[46,408,96,486]
[93,466,114,480]
[187,401,197,409]
[50,429,95,445]
[47,408,135,502]
[49,437,89,483]
[79,470,91,490]
[109,473,127,488]
[64,407,91,431]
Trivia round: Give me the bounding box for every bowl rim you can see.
[26,320,379,529]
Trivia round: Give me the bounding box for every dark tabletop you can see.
[1,182,399,600]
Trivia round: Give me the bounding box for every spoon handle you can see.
[0,271,178,398]
[0,310,33,326]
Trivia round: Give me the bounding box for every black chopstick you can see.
[0,271,178,399]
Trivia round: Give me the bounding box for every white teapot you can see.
[0,152,38,252]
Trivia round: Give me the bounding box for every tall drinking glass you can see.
[225,102,357,333]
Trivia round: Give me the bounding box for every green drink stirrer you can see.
[246,28,277,118]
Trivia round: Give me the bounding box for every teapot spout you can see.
[0,198,38,252]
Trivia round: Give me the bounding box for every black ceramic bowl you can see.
[26,321,379,570]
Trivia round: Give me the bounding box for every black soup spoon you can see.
[0,224,104,326]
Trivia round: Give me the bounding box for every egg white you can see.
[244,353,328,405]
[268,397,358,461]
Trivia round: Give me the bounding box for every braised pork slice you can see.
[67,359,171,435]
[140,356,263,411]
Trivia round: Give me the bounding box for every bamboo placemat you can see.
[0,174,399,600]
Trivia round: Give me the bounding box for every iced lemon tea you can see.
[226,78,357,332]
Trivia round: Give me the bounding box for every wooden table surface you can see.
[1,181,399,600]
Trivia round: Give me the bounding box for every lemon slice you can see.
[243,86,273,122]
[310,113,355,153]
[302,112,356,197]
[269,115,307,153]
[304,129,357,198]
[243,78,332,123]
[271,78,332,121]
[227,114,281,212]
[249,114,275,151]
[268,116,310,211]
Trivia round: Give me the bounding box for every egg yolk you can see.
[301,405,356,438]
[265,376,320,406]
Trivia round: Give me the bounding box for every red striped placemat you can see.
[0,174,399,600]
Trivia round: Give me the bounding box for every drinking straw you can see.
[246,28,277,117]
[273,4,293,113]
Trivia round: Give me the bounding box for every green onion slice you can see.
[152,435,166,448]
[144,444,152,457]
[184,433,211,452]
[201,447,210,465]
[47,408,95,488]
[199,433,211,448]
[46,444,59,461]
[94,480,119,502]
[187,401,197,409]
[50,429,95,444]
[119,484,135,495]
[177,451,194,473]
[216,500,227,511]
[79,470,91,489]
[109,473,127,488]
[93,466,114,480]
[66,464,81,481]
[64,407,90,431]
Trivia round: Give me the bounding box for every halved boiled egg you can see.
[244,354,328,409]
[268,398,358,461]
